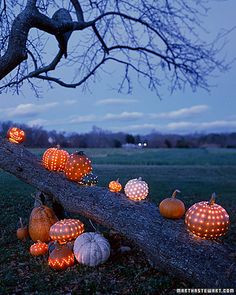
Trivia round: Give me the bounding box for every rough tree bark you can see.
[0,137,235,288]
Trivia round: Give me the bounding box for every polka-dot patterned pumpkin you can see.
[7,127,26,144]
[30,241,48,256]
[49,219,85,244]
[42,146,69,172]
[109,179,122,193]
[79,172,98,186]
[185,193,230,239]
[124,177,149,201]
[64,151,92,182]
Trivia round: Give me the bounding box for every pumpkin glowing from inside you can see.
[64,151,92,182]
[124,177,149,201]
[29,205,58,242]
[49,218,85,244]
[48,243,74,270]
[185,193,230,239]
[30,241,48,256]
[42,146,69,172]
[109,179,122,193]
[7,127,26,144]
[159,190,185,219]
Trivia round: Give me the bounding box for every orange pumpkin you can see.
[30,241,48,256]
[185,193,230,239]
[48,243,74,270]
[50,218,84,244]
[42,146,69,172]
[159,190,185,219]
[64,151,92,182]
[29,204,58,242]
[7,127,26,144]
[109,179,122,193]
[17,217,29,240]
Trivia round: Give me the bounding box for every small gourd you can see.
[30,240,48,256]
[17,217,29,240]
[109,179,122,193]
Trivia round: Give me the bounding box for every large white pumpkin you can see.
[124,177,149,201]
[73,232,110,266]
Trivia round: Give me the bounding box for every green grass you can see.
[0,148,236,294]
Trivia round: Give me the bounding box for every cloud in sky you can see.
[70,114,97,124]
[103,112,143,121]
[111,120,236,134]
[150,105,209,119]
[96,98,138,105]
[2,102,59,118]
[28,118,49,127]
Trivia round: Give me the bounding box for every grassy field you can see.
[0,148,236,294]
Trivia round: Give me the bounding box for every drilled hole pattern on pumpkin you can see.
[50,219,85,244]
[42,148,69,171]
[65,153,92,182]
[109,180,122,193]
[30,242,48,256]
[185,201,230,239]
[79,173,98,186]
[124,178,149,201]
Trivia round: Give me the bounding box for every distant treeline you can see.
[1,121,236,148]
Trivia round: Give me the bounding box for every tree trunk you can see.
[0,137,235,288]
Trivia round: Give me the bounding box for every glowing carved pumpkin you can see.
[7,127,26,144]
[124,177,149,201]
[159,190,185,219]
[42,146,69,172]
[185,193,230,239]
[74,232,110,267]
[64,151,92,182]
[29,204,58,242]
[49,219,84,244]
[30,241,48,256]
[79,172,98,186]
[17,217,29,240]
[48,243,74,270]
[109,179,122,193]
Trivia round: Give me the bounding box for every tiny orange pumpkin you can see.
[30,240,48,256]
[17,217,29,240]
[109,179,122,193]
[159,190,185,219]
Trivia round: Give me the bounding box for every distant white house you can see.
[122,142,148,149]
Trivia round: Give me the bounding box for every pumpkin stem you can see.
[116,178,120,182]
[172,189,181,198]
[209,192,217,205]
[19,217,24,228]
[56,144,60,149]
[137,177,142,181]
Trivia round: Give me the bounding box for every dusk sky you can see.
[1,0,236,135]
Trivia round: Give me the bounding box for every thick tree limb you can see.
[0,137,235,288]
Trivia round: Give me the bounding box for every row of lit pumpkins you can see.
[9,127,230,239]
[17,205,110,270]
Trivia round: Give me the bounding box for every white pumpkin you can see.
[124,177,149,201]
[73,232,110,266]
